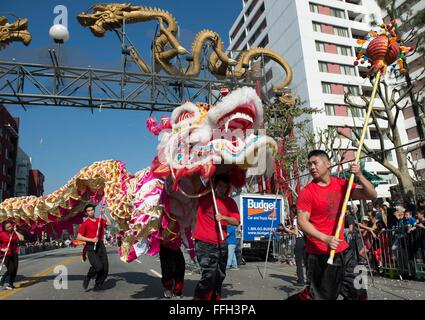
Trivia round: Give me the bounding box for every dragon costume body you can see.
[0,87,278,262]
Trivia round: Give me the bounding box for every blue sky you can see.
[0,0,243,194]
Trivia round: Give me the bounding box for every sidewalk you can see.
[266,260,425,300]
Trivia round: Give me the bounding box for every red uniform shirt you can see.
[0,231,19,256]
[193,194,240,245]
[78,218,107,242]
[296,177,357,255]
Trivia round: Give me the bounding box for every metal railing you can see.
[350,227,425,280]
[272,234,296,262]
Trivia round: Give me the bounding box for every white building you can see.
[228,0,412,198]
[382,0,425,181]
[15,147,32,197]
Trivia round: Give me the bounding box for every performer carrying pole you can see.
[0,221,24,290]
[193,174,240,300]
[287,150,376,300]
[77,204,111,291]
[327,72,381,266]
[286,20,411,299]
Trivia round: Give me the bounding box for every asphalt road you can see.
[0,247,424,300]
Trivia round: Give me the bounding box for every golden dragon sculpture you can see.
[0,16,32,50]
[77,3,292,92]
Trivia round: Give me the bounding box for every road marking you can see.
[0,256,79,300]
[149,269,162,278]
[136,259,142,264]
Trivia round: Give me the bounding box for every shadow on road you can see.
[109,271,245,300]
[267,273,303,298]
[14,274,86,289]
[84,277,121,292]
[267,273,297,285]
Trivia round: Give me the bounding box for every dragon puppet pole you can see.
[262,187,280,279]
[94,198,106,251]
[327,71,381,265]
[0,229,15,273]
[210,181,225,242]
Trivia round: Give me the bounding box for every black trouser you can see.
[1,254,19,285]
[159,245,185,295]
[86,241,109,286]
[194,240,228,300]
[287,247,368,300]
[294,237,306,283]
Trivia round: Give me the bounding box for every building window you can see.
[259,34,269,47]
[232,30,246,50]
[369,128,380,140]
[348,107,364,118]
[231,17,245,40]
[247,3,265,31]
[334,26,349,37]
[330,8,345,19]
[352,127,365,139]
[344,85,360,95]
[341,65,356,76]
[337,45,352,56]
[407,127,419,140]
[313,22,322,32]
[403,107,415,119]
[322,83,332,94]
[309,3,319,13]
[245,0,260,17]
[249,19,267,46]
[319,61,329,72]
[316,41,325,52]
[325,104,336,116]
[408,56,424,74]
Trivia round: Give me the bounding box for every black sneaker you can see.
[5,284,13,290]
[93,284,103,291]
[83,277,90,290]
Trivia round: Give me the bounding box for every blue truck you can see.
[234,193,285,260]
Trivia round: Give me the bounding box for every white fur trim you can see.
[189,127,212,144]
[170,101,199,127]
[208,86,263,129]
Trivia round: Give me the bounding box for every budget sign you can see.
[240,194,284,241]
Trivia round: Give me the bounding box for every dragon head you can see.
[0,16,32,49]
[148,86,277,190]
[77,4,141,37]
[209,86,262,131]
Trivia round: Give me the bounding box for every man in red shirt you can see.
[193,174,240,300]
[288,150,377,300]
[77,204,111,291]
[0,221,24,290]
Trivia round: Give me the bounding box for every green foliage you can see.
[264,96,320,173]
